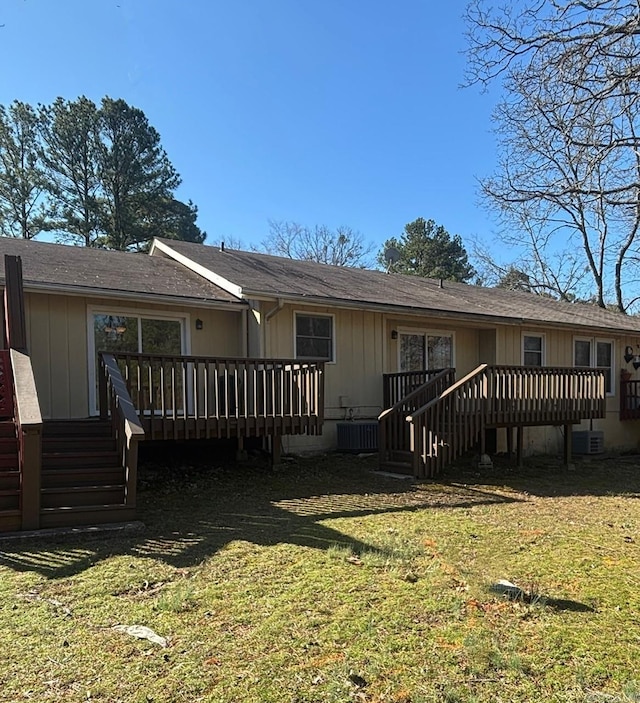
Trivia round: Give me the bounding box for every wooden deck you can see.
[380,365,607,477]
[99,353,325,441]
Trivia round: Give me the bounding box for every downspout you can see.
[263,298,285,357]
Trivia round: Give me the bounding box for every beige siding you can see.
[25,291,243,419]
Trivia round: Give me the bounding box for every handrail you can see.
[379,368,455,421]
[383,368,446,408]
[378,368,455,469]
[10,349,43,530]
[99,353,145,510]
[407,364,606,478]
[407,365,489,422]
[100,352,325,439]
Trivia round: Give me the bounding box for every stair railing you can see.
[378,368,455,467]
[8,349,42,530]
[407,364,607,478]
[407,365,489,478]
[98,353,145,510]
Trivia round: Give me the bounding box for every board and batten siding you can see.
[25,291,244,419]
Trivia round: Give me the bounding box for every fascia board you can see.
[150,239,244,299]
[12,281,247,312]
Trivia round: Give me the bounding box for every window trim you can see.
[396,328,456,372]
[87,306,190,415]
[522,332,546,367]
[572,336,614,397]
[293,311,336,363]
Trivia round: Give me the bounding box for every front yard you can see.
[1,449,639,702]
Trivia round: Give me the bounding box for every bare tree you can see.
[465,0,640,311]
[261,220,374,267]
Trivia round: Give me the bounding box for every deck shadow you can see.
[0,452,519,578]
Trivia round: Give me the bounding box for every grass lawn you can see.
[1,447,640,703]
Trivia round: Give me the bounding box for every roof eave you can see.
[12,280,247,311]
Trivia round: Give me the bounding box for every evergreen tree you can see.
[379,218,475,282]
[0,101,48,238]
[96,97,182,250]
[39,96,102,246]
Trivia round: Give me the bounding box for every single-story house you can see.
[1,236,640,531]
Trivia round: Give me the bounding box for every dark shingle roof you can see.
[0,238,242,305]
[158,238,640,334]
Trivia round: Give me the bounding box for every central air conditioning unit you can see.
[571,430,604,455]
[336,421,379,453]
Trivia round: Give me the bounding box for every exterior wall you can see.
[25,291,243,419]
[496,325,640,455]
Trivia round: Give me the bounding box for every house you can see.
[1,236,639,532]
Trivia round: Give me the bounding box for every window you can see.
[295,313,334,361]
[574,337,613,394]
[89,311,186,413]
[399,331,453,372]
[523,334,544,366]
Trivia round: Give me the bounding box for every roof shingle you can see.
[0,238,242,305]
[158,238,640,334]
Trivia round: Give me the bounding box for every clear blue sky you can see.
[0,0,500,256]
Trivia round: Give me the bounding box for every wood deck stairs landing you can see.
[0,420,21,532]
[379,364,607,478]
[40,419,136,528]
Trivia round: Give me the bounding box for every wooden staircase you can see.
[39,419,136,528]
[380,364,607,478]
[0,420,20,532]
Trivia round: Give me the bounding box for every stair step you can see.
[42,451,120,469]
[39,504,136,529]
[0,421,16,439]
[0,454,18,470]
[0,437,18,452]
[42,467,124,489]
[43,420,112,438]
[41,484,126,509]
[0,510,22,533]
[0,493,20,510]
[42,437,116,452]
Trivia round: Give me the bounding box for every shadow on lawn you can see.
[0,448,520,579]
[444,452,640,499]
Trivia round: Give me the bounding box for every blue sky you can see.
[0,0,499,256]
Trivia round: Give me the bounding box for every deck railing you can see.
[378,368,455,468]
[98,354,145,510]
[620,379,640,420]
[98,353,325,440]
[408,364,606,478]
[383,369,447,408]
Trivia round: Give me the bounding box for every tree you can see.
[0,101,48,238]
[465,0,640,312]
[0,95,206,250]
[262,220,374,266]
[96,97,183,250]
[39,96,102,246]
[378,218,475,282]
[132,197,206,251]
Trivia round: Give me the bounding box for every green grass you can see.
[1,448,640,702]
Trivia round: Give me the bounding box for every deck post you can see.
[506,427,513,459]
[563,423,573,468]
[20,425,42,530]
[271,433,282,467]
[516,426,524,467]
[236,435,248,462]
